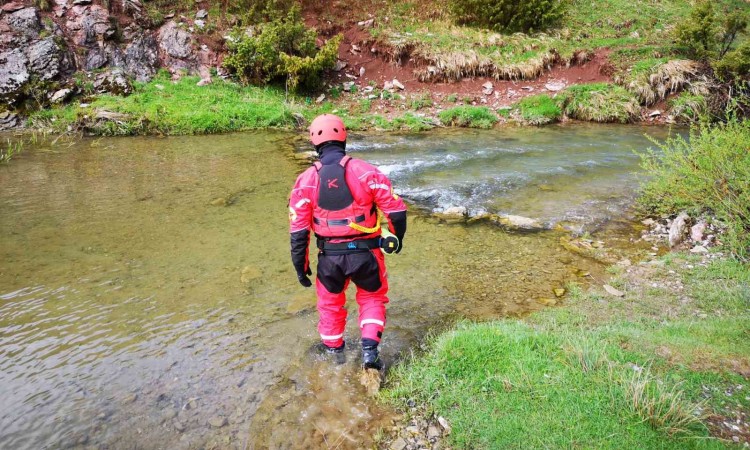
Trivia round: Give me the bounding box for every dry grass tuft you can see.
[624,369,707,436]
[620,60,708,106]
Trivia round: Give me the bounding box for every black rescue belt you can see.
[316,237,381,254]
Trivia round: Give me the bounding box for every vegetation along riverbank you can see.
[379,119,750,448]
[1,0,748,135]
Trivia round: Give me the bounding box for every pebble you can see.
[161,408,177,422]
[390,437,407,450]
[603,284,625,297]
[208,416,227,428]
[437,416,451,434]
[122,393,137,403]
[174,420,186,432]
[427,425,441,438]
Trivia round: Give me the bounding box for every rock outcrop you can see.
[0,2,218,128]
[27,37,65,80]
[124,35,159,82]
[0,48,29,103]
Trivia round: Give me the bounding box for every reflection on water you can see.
[0,127,662,448]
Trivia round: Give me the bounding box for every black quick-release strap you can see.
[316,237,380,253]
[313,214,367,227]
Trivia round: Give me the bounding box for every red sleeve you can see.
[289,168,316,233]
[366,168,407,215]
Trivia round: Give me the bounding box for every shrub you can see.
[638,119,750,259]
[438,106,497,128]
[516,94,561,125]
[448,0,566,33]
[223,5,341,92]
[675,1,748,61]
[558,83,640,123]
[712,41,750,80]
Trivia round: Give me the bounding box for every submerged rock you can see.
[494,214,544,231]
[208,416,227,428]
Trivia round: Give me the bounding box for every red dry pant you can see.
[315,249,389,348]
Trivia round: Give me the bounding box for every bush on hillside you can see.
[712,41,750,80]
[638,119,750,260]
[223,5,341,92]
[675,2,748,64]
[448,0,566,33]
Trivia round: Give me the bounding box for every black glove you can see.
[297,267,313,287]
[395,236,404,254]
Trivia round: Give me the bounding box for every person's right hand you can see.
[297,267,313,287]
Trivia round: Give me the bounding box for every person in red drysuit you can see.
[288,114,407,369]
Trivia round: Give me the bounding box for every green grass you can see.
[29,71,301,135]
[669,91,710,123]
[385,256,750,449]
[515,94,562,125]
[438,106,497,128]
[373,0,742,81]
[558,83,640,123]
[638,119,750,259]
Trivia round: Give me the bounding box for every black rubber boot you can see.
[315,341,346,364]
[362,345,382,370]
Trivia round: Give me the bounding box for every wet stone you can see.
[161,408,177,422]
[208,416,227,428]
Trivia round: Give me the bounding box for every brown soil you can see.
[304,7,615,116]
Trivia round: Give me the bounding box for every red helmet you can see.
[309,114,347,146]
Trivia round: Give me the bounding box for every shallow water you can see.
[349,124,681,230]
[0,127,674,449]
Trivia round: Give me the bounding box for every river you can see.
[0,125,678,449]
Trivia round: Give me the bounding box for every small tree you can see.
[223,5,341,92]
[675,1,748,61]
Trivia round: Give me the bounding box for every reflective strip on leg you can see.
[320,333,344,340]
[359,318,385,328]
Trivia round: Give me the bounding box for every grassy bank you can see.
[27,72,463,135]
[384,254,750,448]
[26,72,661,136]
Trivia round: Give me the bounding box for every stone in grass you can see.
[392,79,405,90]
[603,284,625,297]
[390,437,407,450]
[691,221,707,242]
[668,211,689,248]
[437,416,451,434]
[553,288,566,298]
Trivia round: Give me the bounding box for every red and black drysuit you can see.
[289,143,407,350]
